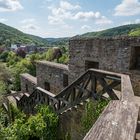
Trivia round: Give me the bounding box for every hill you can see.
[0,23,48,47]
[129,28,140,36]
[79,24,140,38]
[0,23,140,48]
[45,24,140,45]
[46,37,69,47]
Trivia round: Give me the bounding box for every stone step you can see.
[79,102,84,105]
[60,100,87,115]
[13,92,26,101]
[74,105,78,109]
[14,96,20,101]
[7,95,17,107]
[18,93,24,98]
[24,93,30,97]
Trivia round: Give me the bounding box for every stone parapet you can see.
[20,73,37,94]
[36,61,69,94]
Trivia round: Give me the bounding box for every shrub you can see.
[0,105,59,140]
[58,54,69,64]
[81,99,108,133]
[0,51,9,62]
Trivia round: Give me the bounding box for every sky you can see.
[0,0,140,38]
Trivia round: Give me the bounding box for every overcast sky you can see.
[0,0,140,38]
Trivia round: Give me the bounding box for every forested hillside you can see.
[0,23,48,47]
[129,28,140,36]
[79,24,140,38]
[46,37,69,46]
[0,23,140,48]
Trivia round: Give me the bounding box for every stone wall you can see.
[20,37,140,96]
[59,106,85,140]
[36,61,69,95]
[130,71,140,95]
[69,37,140,95]
[20,73,37,94]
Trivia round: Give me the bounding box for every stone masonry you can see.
[20,73,37,94]
[19,37,140,140]
[36,61,69,94]
[20,37,140,96]
[69,37,140,95]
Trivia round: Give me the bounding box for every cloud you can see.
[0,18,8,22]
[21,19,35,24]
[48,1,80,25]
[48,6,72,24]
[114,0,140,16]
[40,0,53,8]
[48,1,112,26]
[60,1,80,10]
[22,24,38,30]
[63,24,73,29]
[0,0,23,12]
[45,0,52,2]
[74,11,112,24]
[95,16,113,25]
[122,18,140,25]
[74,11,101,20]
[20,18,39,31]
[135,19,140,23]
[81,25,91,30]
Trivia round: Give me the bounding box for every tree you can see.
[0,63,11,83]
[0,81,6,95]
[45,48,54,61]
[12,59,36,90]
[45,48,62,61]
[6,51,21,66]
[16,48,26,58]
[0,51,9,62]
[0,105,59,140]
[0,47,4,54]
[58,54,69,64]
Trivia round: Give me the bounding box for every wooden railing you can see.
[83,100,139,140]
[3,69,137,140]
[16,69,129,114]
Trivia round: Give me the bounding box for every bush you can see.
[81,99,108,133]
[0,81,7,95]
[6,51,21,66]
[37,105,59,140]
[45,48,54,61]
[58,54,69,64]
[0,51,9,62]
[12,59,36,90]
[0,105,59,140]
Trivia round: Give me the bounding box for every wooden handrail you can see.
[83,100,139,140]
[9,69,136,140]
[16,69,135,114]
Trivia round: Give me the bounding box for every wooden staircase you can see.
[2,69,140,140]
[3,69,122,115]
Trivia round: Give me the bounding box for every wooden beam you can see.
[83,101,139,140]
[98,80,121,98]
[121,75,134,101]
[97,78,119,100]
